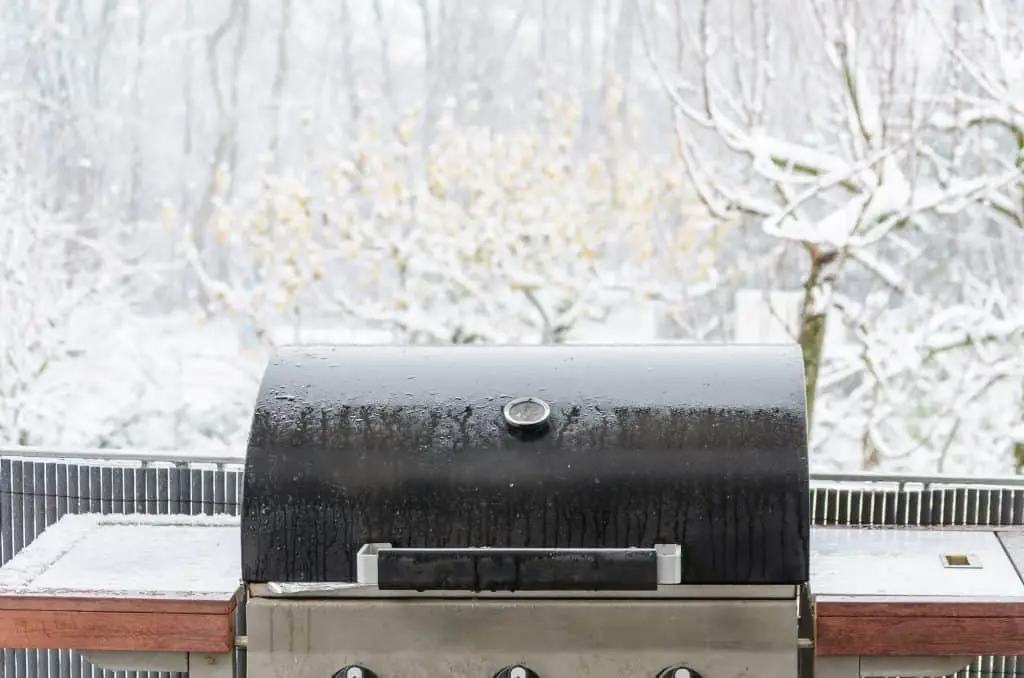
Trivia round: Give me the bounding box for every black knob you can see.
[494,665,539,678]
[657,667,703,678]
[332,666,378,678]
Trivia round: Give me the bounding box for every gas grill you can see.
[240,344,810,678]
[1,343,1023,678]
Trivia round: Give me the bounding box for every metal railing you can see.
[0,445,247,467]
[2,446,1023,678]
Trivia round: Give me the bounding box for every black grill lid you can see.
[240,344,809,586]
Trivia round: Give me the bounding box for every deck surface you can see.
[810,526,1024,657]
[0,513,241,653]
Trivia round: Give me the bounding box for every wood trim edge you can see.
[0,608,234,653]
[0,594,239,615]
[815,599,1024,618]
[815,615,1024,656]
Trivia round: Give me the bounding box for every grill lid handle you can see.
[356,543,682,592]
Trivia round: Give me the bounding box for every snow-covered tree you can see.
[182,94,715,346]
[635,0,1024,470]
[0,137,122,444]
[926,0,1024,471]
[3,0,1023,472]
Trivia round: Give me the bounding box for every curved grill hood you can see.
[240,344,809,586]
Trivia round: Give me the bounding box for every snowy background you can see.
[1,0,1023,475]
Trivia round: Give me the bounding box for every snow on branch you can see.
[636,0,1024,472]
[0,156,166,445]
[181,96,716,346]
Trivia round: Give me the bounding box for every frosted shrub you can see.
[186,95,713,345]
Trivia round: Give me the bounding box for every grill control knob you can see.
[494,665,539,678]
[657,667,703,678]
[332,667,377,678]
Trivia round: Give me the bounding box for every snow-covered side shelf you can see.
[0,513,241,599]
[809,526,1024,673]
[0,512,242,660]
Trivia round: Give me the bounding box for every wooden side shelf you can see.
[0,513,242,654]
[810,526,1024,657]
[814,598,1024,656]
[0,596,237,653]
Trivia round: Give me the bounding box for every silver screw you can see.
[346,668,363,678]
[673,669,693,678]
[510,667,528,678]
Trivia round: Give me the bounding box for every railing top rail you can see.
[3,445,1024,487]
[0,445,245,466]
[811,471,1024,488]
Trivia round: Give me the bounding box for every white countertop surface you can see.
[0,513,241,601]
[810,526,1024,602]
